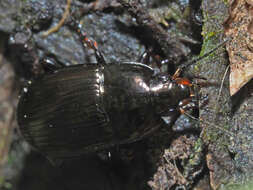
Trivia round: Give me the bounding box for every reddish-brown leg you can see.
[67,17,106,65]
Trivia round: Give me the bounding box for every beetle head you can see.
[150,73,191,115]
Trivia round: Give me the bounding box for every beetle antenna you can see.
[183,112,235,137]
[178,37,230,71]
[68,17,107,65]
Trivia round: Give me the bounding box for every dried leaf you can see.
[224,0,253,95]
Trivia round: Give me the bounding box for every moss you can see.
[203,129,219,143]
[0,177,12,190]
[223,0,229,5]
[182,6,191,19]
[194,139,203,152]
[224,182,253,190]
[0,177,4,187]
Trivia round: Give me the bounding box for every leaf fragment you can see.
[224,0,253,95]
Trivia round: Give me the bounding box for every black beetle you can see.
[17,19,197,162]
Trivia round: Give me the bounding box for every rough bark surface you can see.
[200,0,253,189]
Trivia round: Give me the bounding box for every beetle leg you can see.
[172,68,182,80]
[138,50,151,65]
[178,98,198,114]
[40,58,65,72]
[138,49,162,68]
[160,108,181,126]
[67,18,106,65]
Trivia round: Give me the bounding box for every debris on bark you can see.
[42,0,71,37]
[148,135,205,190]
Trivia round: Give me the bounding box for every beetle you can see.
[17,18,197,163]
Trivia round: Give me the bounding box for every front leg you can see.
[161,97,198,132]
[178,98,198,114]
[138,50,151,65]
